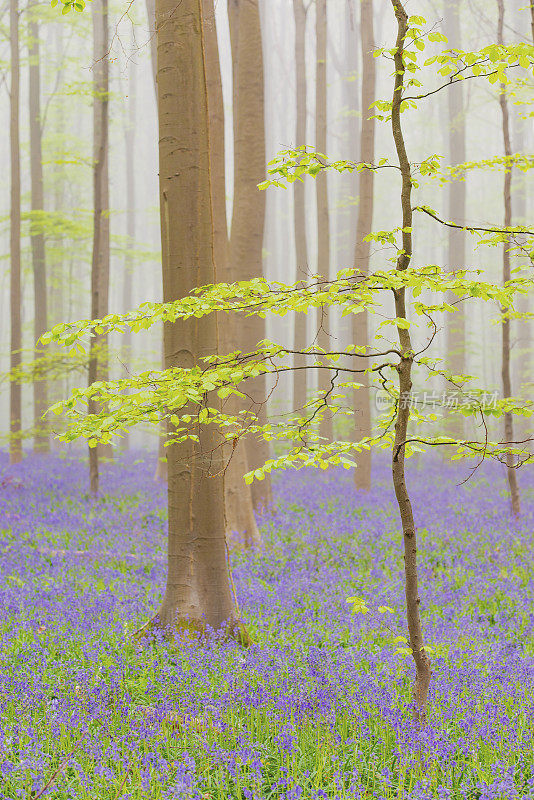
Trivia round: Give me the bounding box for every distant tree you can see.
[204,0,260,547]
[228,0,271,510]
[497,0,521,516]
[88,0,111,494]
[28,4,50,453]
[443,0,466,441]
[121,34,136,453]
[292,0,309,415]
[10,0,22,465]
[315,0,333,444]
[352,0,375,490]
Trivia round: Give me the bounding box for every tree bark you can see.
[121,39,136,453]
[443,0,466,441]
[145,0,157,90]
[228,0,271,510]
[88,0,111,494]
[336,0,360,369]
[204,0,260,547]
[153,0,245,638]
[390,0,432,726]
[352,0,375,491]
[28,11,49,453]
[10,0,22,465]
[497,0,521,516]
[292,0,309,414]
[315,0,333,443]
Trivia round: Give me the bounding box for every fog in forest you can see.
[1,0,532,454]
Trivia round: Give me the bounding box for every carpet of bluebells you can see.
[1,451,534,799]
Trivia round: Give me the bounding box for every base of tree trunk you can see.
[413,652,432,728]
[131,611,251,647]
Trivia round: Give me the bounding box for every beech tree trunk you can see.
[343,0,360,262]
[121,44,136,453]
[153,0,245,637]
[390,0,432,726]
[443,0,466,440]
[10,0,22,465]
[204,0,260,547]
[315,0,333,443]
[28,12,49,453]
[228,0,271,510]
[88,0,111,495]
[336,0,360,368]
[143,0,169,479]
[352,0,375,491]
[292,0,309,414]
[497,0,521,516]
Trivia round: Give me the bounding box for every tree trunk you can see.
[154,344,168,481]
[145,0,157,90]
[151,0,245,638]
[497,0,521,516]
[514,0,532,441]
[316,0,333,443]
[228,0,271,510]
[352,0,375,491]
[204,0,260,547]
[121,39,136,453]
[28,12,49,453]
[390,0,432,727]
[343,0,360,264]
[144,0,170,477]
[89,0,111,494]
[10,0,22,465]
[443,0,466,441]
[336,0,360,381]
[292,0,309,414]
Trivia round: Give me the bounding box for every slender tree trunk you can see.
[228,0,271,510]
[390,0,431,726]
[48,22,66,451]
[204,0,260,547]
[89,0,111,494]
[29,12,49,453]
[497,0,521,516]
[10,0,22,465]
[352,0,375,490]
[344,0,360,263]
[443,0,466,440]
[292,0,309,414]
[152,0,245,638]
[121,45,136,453]
[315,0,333,443]
[336,0,360,367]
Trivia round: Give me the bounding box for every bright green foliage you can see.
[51,0,88,13]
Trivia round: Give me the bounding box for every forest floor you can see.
[1,452,534,799]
